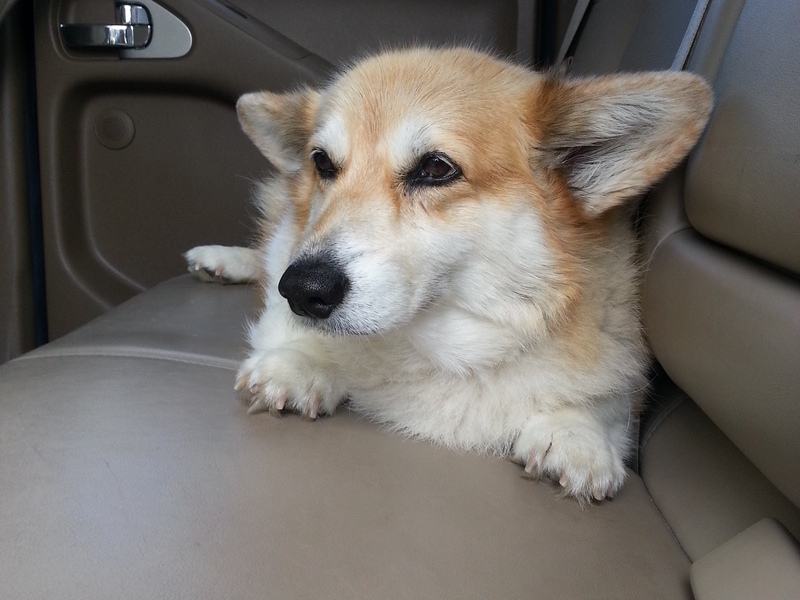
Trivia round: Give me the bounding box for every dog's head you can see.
[237,47,712,337]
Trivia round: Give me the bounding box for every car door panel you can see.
[33,0,535,340]
[1,1,37,364]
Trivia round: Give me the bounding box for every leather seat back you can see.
[641,0,800,512]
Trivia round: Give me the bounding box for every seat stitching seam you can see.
[14,349,239,371]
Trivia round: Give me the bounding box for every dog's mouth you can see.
[299,314,381,337]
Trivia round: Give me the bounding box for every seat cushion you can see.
[639,372,800,561]
[0,277,692,599]
[690,518,800,600]
[644,229,800,509]
[28,275,260,368]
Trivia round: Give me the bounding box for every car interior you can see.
[1,0,798,598]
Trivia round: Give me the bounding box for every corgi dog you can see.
[185,47,712,503]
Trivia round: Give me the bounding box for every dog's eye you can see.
[311,149,337,180]
[421,155,455,178]
[408,153,461,187]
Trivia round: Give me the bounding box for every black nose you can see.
[278,257,349,319]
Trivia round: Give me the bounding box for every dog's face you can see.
[238,48,711,337]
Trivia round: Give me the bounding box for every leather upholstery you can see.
[644,230,800,508]
[690,519,800,600]
[618,0,697,71]
[26,275,260,369]
[0,303,692,599]
[570,0,716,75]
[570,0,649,75]
[641,0,800,512]
[639,374,800,561]
[685,0,800,274]
[0,274,696,598]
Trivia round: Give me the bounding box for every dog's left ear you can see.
[236,89,321,174]
[533,72,713,215]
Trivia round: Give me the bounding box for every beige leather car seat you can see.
[1,0,798,598]
[638,0,800,567]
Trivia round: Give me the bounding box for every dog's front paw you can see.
[234,349,344,419]
[184,245,261,284]
[512,412,628,504]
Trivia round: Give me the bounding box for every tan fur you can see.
[185,47,712,503]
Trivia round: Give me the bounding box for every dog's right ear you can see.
[236,89,320,174]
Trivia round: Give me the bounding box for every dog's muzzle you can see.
[278,257,349,319]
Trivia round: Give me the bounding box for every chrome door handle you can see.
[60,3,152,49]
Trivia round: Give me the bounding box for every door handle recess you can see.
[60,3,152,49]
